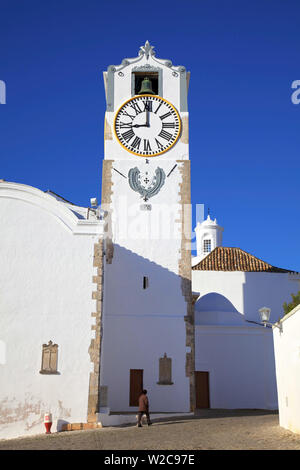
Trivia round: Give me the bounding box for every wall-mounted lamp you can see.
[258,307,282,333]
[87,197,104,220]
[90,198,98,208]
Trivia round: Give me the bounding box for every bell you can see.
[137,76,155,95]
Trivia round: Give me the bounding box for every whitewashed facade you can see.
[0,182,104,439]
[99,41,193,416]
[1,42,300,440]
[273,305,300,434]
[192,215,223,266]
[192,216,300,409]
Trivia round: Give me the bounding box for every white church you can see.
[0,42,299,439]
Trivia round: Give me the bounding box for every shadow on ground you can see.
[119,409,278,428]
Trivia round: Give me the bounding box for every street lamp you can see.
[258,307,282,332]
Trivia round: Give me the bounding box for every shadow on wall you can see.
[242,272,299,324]
[100,243,193,412]
[57,419,69,432]
[194,293,245,326]
[104,243,192,316]
[193,287,278,409]
[240,271,300,408]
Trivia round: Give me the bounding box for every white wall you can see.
[100,46,192,413]
[104,45,189,162]
[195,326,277,409]
[194,218,223,262]
[101,314,190,413]
[100,158,191,413]
[273,305,300,434]
[0,183,103,439]
[192,271,300,324]
[192,270,300,409]
[100,234,191,413]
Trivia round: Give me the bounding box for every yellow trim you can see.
[113,94,182,158]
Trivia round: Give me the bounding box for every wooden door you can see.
[129,369,143,406]
[195,371,210,409]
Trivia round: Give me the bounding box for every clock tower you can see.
[99,42,194,415]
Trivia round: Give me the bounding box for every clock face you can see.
[114,95,181,157]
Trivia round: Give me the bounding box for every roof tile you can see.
[192,247,293,273]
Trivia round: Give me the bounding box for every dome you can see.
[200,214,218,226]
[195,293,237,313]
[194,293,245,326]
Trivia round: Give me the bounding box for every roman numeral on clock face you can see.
[121,129,135,142]
[130,101,142,115]
[144,139,151,152]
[115,96,181,156]
[162,122,175,128]
[131,136,141,150]
[154,101,163,114]
[143,101,152,112]
[121,110,135,120]
[160,111,172,120]
[155,138,164,150]
[119,122,133,128]
[158,129,172,141]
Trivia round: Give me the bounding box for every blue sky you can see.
[1,0,300,271]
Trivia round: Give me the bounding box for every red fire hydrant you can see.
[44,413,52,434]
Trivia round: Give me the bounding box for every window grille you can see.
[203,239,211,253]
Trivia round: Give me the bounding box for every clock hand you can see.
[119,123,147,129]
[119,122,133,128]
[131,111,150,128]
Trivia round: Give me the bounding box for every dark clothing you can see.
[137,393,151,426]
[137,411,151,426]
[138,393,149,412]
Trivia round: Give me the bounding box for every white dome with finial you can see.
[192,213,224,266]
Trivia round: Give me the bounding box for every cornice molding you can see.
[0,182,104,236]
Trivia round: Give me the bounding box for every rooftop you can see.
[192,247,295,273]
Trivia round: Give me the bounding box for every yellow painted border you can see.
[113,94,182,158]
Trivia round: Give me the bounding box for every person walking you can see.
[137,389,152,427]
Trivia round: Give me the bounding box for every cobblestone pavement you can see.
[0,410,300,450]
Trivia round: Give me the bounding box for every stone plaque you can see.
[40,340,59,374]
[157,353,173,385]
[140,204,152,211]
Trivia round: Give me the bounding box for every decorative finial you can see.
[139,40,155,60]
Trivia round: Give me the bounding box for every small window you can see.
[203,240,211,253]
[143,276,149,289]
[39,341,59,375]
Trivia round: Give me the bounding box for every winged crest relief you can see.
[128,167,166,201]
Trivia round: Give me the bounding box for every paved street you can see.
[0,410,300,450]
